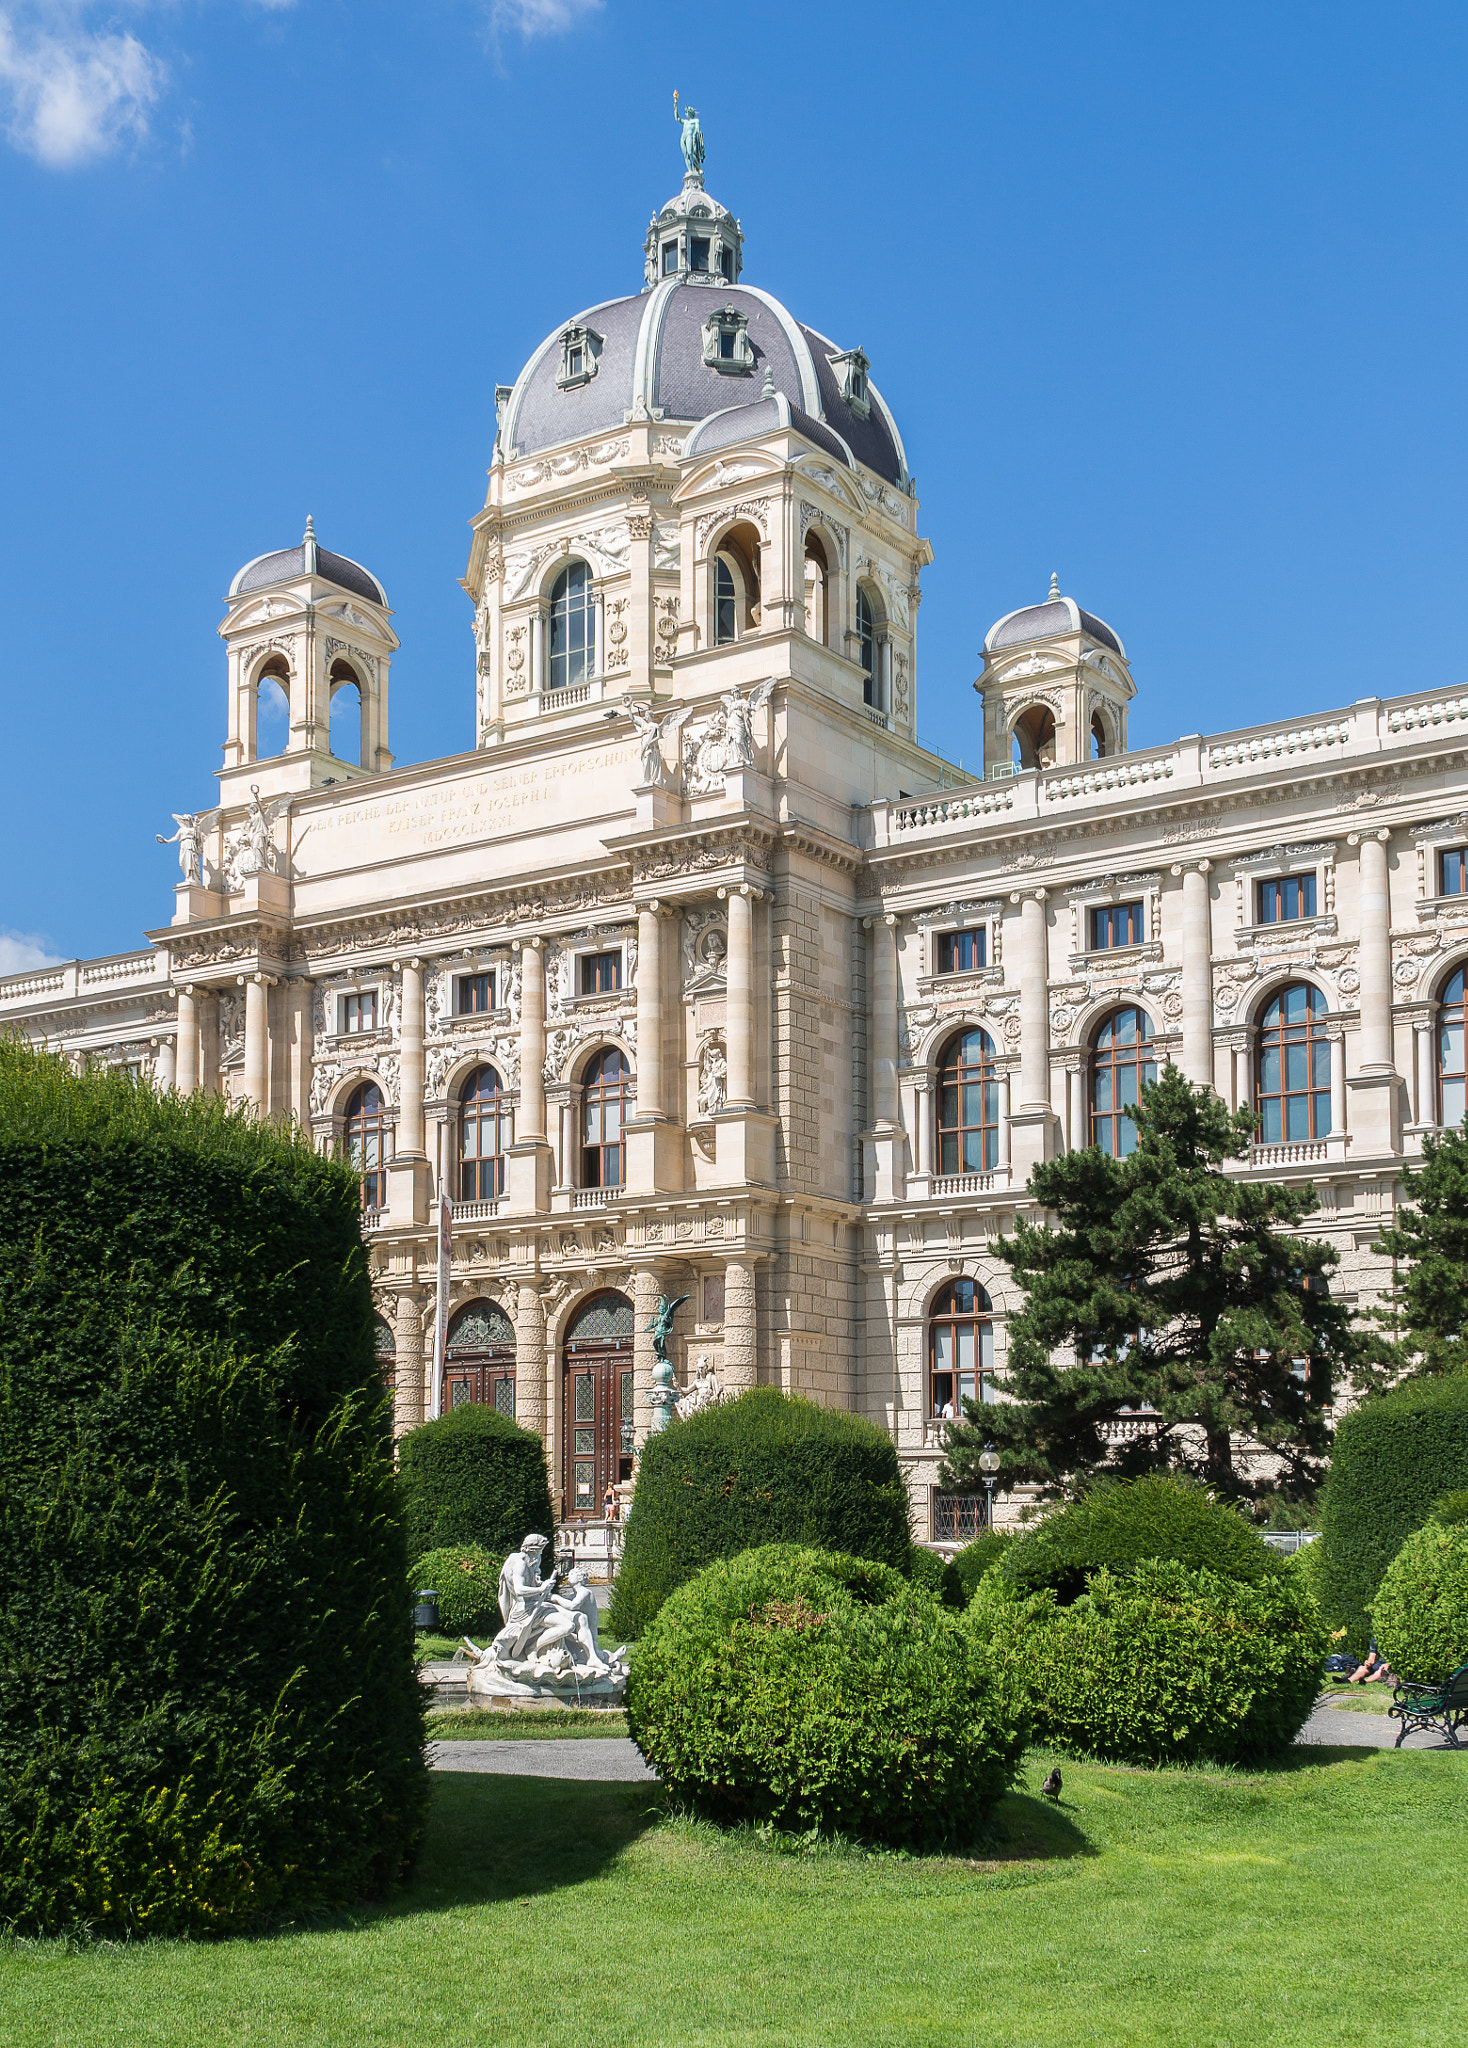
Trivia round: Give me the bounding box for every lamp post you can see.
[979,1441,1000,1531]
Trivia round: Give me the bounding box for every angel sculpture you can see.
[623,695,688,787]
[719,679,775,769]
[155,810,215,885]
[223,786,290,892]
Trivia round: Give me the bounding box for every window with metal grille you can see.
[1257,983,1331,1142]
[343,990,377,1033]
[459,1065,510,1201]
[928,1278,995,1419]
[937,927,986,974]
[1258,873,1317,924]
[458,972,493,1015]
[936,1028,1000,1174]
[1090,901,1144,949]
[580,950,621,996]
[932,1494,987,1542]
[1091,1007,1157,1158]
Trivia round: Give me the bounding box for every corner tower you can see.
[974,575,1134,775]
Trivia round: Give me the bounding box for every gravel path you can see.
[429,1737,655,1781]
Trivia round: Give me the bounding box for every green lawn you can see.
[3,1745,1463,2047]
[1319,1687,1395,1714]
[426,1706,628,1739]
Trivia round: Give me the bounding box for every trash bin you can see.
[413,1589,439,1630]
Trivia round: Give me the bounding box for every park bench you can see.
[1387,1662,1468,1748]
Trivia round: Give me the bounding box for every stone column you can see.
[723,1256,757,1392]
[871,912,899,1129]
[398,959,426,1156]
[393,1289,425,1433]
[725,885,755,1109]
[515,1282,546,1443]
[175,985,199,1095]
[1415,1018,1436,1127]
[1067,1063,1085,1151]
[998,1072,1012,1169]
[154,1036,176,1092]
[289,978,314,1128]
[1329,1027,1347,1138]
[915,1079,932,1177]
[632,1264,662,1447]
[1358,832,1392,1068]
[198,990,219,1095]
[242,972,272,1115]
[635,906,663,1118]
[1177,859,1213,1088]
[1017,890,1049,1108]
[1232,1040,1251,1117]
[518,939,546,1136]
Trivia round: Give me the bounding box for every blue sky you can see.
[2,0,1467,967]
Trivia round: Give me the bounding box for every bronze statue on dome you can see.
[674,90,704,179]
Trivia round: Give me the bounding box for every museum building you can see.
[9,133,1468,1544]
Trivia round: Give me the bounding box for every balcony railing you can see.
[453,1199,501,1222]
[929,1171,1001,1197]
[571,1186,624,1210]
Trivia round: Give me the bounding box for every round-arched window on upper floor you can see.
[344,1082,388,1210]
[937,1028,1000,1176]
[857,586,876,704]
[549,559,593,689]
[1091,1007,1157,1158]
[1438,966,1466,1128]
[459,1064,510,1201]
[581,1047,632,1189]
[715,556,738,645]
[1257,983,1330,1143]
[928,1278,995,1420]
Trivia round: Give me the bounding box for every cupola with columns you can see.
[974,574,1135,776]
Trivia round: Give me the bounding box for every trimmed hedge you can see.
[953,1530,1014,1603]
[1316,1376,1468,1651]
[969,1558,1325,1765]
[1001,1474,1284,1603]
[397,1403,555,1560]
[908,1544,965,1609]
[1371,1521,1468,1683]
[0,1045,426,1938]
[627,1544,1023,1847]
[410,1545,504,1639]
[608,1389,911,1638]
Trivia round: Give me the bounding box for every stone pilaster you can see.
[393,1289,425,1434]
[507,937,552,1211]
[175,985,199,1095]
[631,1264,662,1447]
[1175,859,1213,1088]
[516,1282,547,1443]
[390,958,431,1224]
[242,972,274,1115]
[1347,827,1401,1155]
[1009,887,1057,1172]
[723,1257,757,1391]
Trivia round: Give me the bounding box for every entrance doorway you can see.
[443,1299,517,1416]
[562,1291,635,1517]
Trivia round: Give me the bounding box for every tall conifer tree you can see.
[1362,1124,1468,1388]
[942,1067,1355,1507]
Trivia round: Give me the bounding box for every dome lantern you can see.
[973,578,1135,777]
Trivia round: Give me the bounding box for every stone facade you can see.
[9,145,1468,1541]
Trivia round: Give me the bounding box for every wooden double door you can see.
[561,1340,634,1516]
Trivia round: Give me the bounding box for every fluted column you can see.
[872,912,899,1129]
[518,939,546,1136]
[175,985,199,1095]
[1358,831,1393,1069]
[242,972,272,1115]
[393,1289,424,1433]
[1177,860,1213,1087]
[632,1264,662,1446]
[635,906,663,1118]
[723,1256,757,1392]
[724,885,755,1109]
[1016,889,1049,1109]
[398,958,426,1155]
[515,1282,546,1443]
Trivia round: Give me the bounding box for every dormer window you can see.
[662,240,679,276]
[691,236,710,273]
[703,303,755,374]
[830,347,871,418]
[719,245,733,280]
[556,323,601,391]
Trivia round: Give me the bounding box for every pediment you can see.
[675,453,781,501]
[791,455,861,512]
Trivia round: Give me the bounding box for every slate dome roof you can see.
[229,519,387,607]
[985,582,1124,659]
[498,279,910,489]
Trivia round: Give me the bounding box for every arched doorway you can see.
[562,1291,635,1517]
[443,1298,516,1415]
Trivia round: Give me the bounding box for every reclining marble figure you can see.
[462,1533,629,1703]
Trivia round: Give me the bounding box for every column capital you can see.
[392,956,423,972]
[1009,885,1049,905]
[861,912,899,930]
[1347,827,1393,848]
[512,934,544,953]
[1170,857,1212,876]
[239,971,278,988]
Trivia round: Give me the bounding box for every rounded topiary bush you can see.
[628,1544,1022,1846]
[0,1045,426,1938]
[1371,1521,1468,1683]
[969,1558,1325,1765]
[908,1543,964,1608]
[1316,1375,1468,1652]
[410,1545,504,1638]
[1001,1474,1285,1603]
[398,1402,555,1560]
[608,1388,910,1638]
[953,1530,1014,1603]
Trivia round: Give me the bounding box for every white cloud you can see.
[489,0,601,38]
[0,928,65,976]
[0,7,163,167]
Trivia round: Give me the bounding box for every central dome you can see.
[497,169,909,490]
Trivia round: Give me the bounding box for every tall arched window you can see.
[1438,966,1466,1128]
[255,662,289,760]
[1257,983,1330,1142]
[928,1278,995,1419]
[459,1064,510,1200]
[328,662,362,766]
[581,1047,632,1188]
[1012,705,1057,770]
[804,532,828,644]
[937,1029,1000,1175]
[549,559,593,689]
[344,1082,387,1210]
[1091,1007,1157,1157]
[857,586,876,704]
[715,557,738,644]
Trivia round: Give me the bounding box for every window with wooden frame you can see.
[936,1028,1000,1175]
[579,950,622,996]
[1257,874,1317,924]
[343,1082,388,1209]
[1256,983,1331,1142]
[342,990,377,1033]
[457,971,494,1015]
[458,1064,511,1201]
[581,1047,631,1188]
[936,927,987,974]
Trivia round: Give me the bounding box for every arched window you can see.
[1012,705,1057,770]
[329,662,362,766]
[929,1278,995,1420]
[1438,966,1466,1128]
[563,1291,636,1511]
[255,662,289,760]
[1091,710,1108,759]
[1091,1008,1157,1157]
[937,1029,1000,1175]
[804,532,828,644]
[581,1047,632,1188]
[1257,983,1330,1142]
[857,586,876,704]
[715,557,738,644]
[549,559,593,689]
[444,1299,516,1415]
[459,1064,510,1201]
[344,1082,388,1210]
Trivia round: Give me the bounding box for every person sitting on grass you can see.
[1349,1643,1395,1684]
